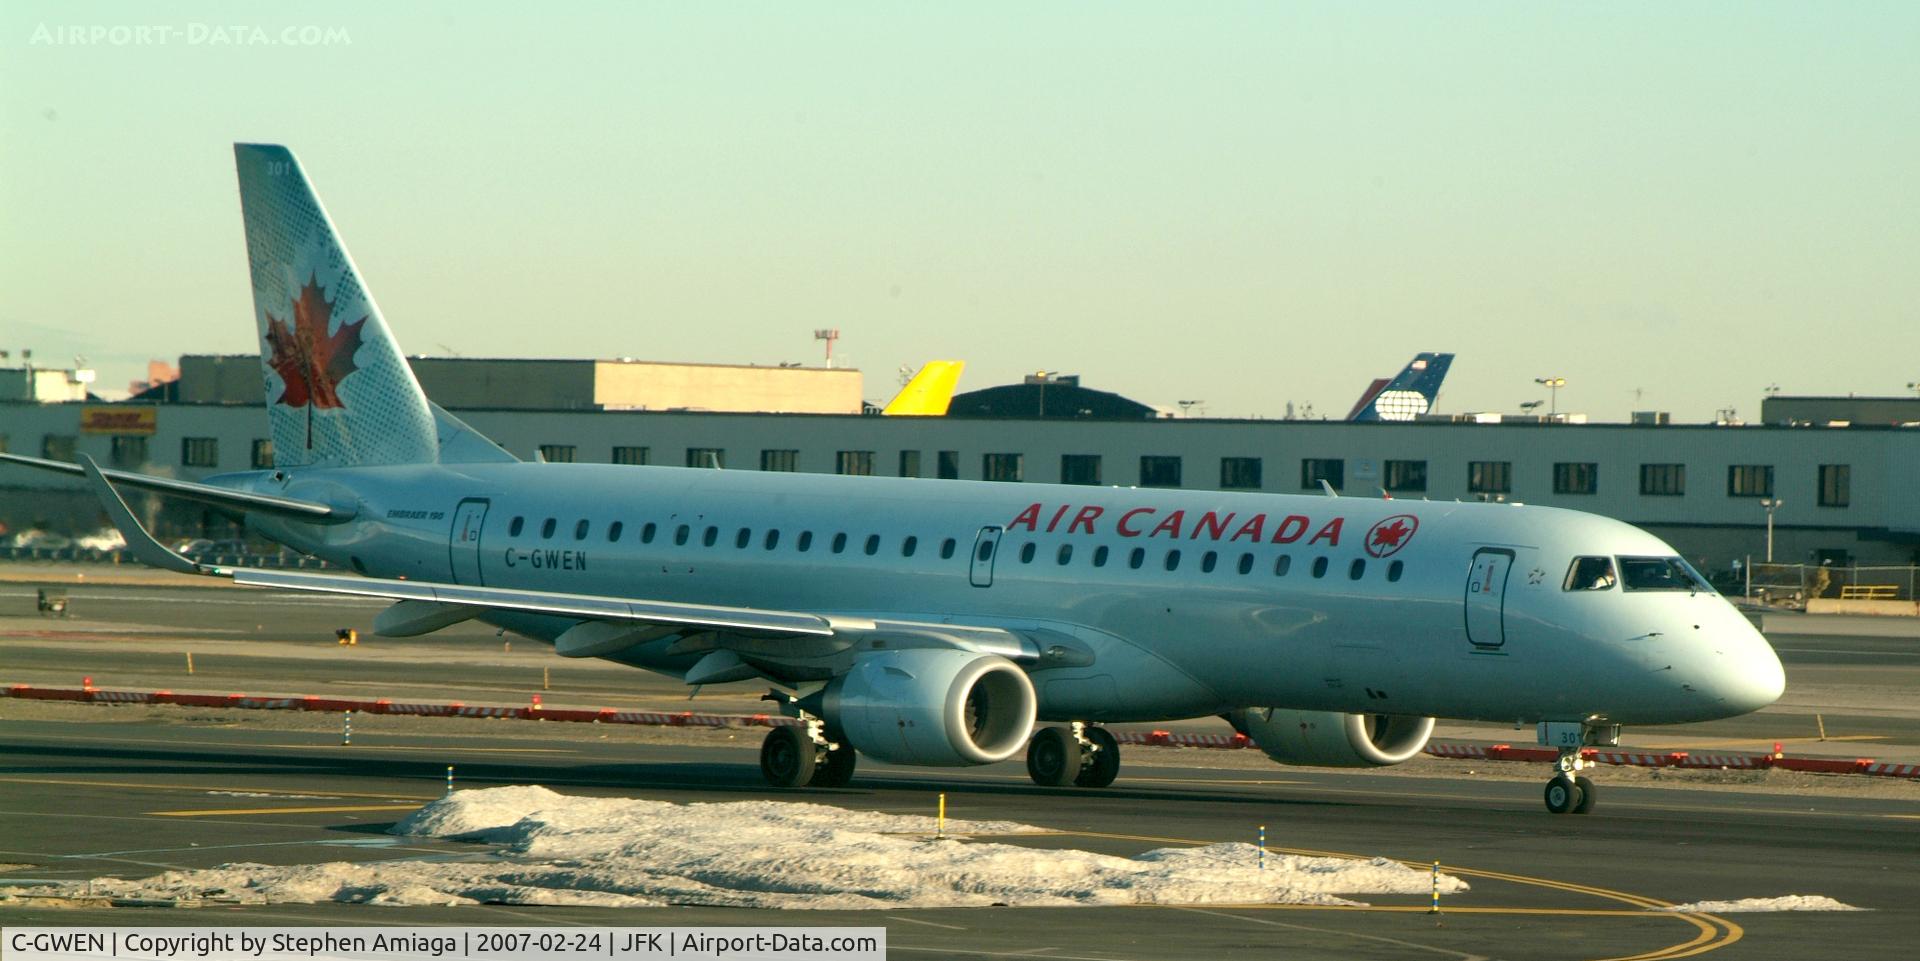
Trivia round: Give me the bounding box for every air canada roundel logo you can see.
[1364,513,1419,558]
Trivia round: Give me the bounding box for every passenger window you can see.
[1237,552,1254,575]
[1165,549,1182,571]
[674,524,690,545]
[903,536,917,557]
[798,531,813,552]
[703,526,718,547]
[574,519,589,540]
[1020,542,1037,563]
[1093,545,1109,567]
[1388,560,1404,582]
[1129,547,1146,569]
[1057,544,1073,565]
[1349,558,1365,580]
[1311,557,1329,578]
[641,522,656,543]
[1274,555,1291,576]
[764,529,780,550]
[607,521,623,542]
[1201,551,1218,573]
[832,533,848,554]
[1564,556,1617,591]
[509,516,524,537]
[736,527,751,549]
[977,539,994,562]
[940,538,956,559]
[541,518,557,539]
[864,534,880,556]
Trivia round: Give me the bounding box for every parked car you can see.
[75,528,128,552]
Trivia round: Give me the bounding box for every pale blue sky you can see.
[3,2,1916,420]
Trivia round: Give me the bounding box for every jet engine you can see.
[1227,708,1434,767]
[817,649,1037,766]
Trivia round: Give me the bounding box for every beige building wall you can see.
[592,361,861,414]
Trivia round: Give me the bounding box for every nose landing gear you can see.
[1538,720,1617,815]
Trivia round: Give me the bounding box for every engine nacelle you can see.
[819,649,1037,766]
[1229,708,1434,767]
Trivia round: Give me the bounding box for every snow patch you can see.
[48,786,1468,909]
[1658,895,1866,913]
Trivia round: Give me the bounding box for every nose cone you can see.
[1714,613,1786,715]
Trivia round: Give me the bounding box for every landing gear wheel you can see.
[1074,726,1120,788]
[1544,774,1583,815]
[760,726,817,788]
[1026,726,1078,787]
[809,744,857,788]
[1572,775,1597,814]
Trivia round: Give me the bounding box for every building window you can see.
[112,435,151,469]
[1220,457,1262,490]
[1554,462,1597,495]
[899,450,921,478]
[836,450,874,475]
[1061,454,1102,486]
[1301,458,1343,491]
[761,449,799,472]
[1468,461,1511,495]
[538,444,576,464]
[612,446,650,465]
[247,438,271,470]
[1818,464,1851,507]
[180,436,218,468]
[937,450,960,479]
[983,453,1024,482]
[1726,465,1774,498]
[1640,463,1686,496]
[1140,455,1182,488]
[1384,459,1427,493]
[687,447,725,469]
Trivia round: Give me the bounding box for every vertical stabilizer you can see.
[234,144,437,467]
[882,360,966,416]
[1350,353,1454,422]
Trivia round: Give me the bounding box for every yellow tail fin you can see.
[882,361,965,416]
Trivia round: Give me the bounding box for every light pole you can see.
[1534,377,1566,419]
[1760,498,1784,563]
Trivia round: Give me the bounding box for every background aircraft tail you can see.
[1348,352,1453,422]
[234,144,438,468]
[882,360,965,416]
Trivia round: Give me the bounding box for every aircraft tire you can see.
[809,744,857,788]
[1543,774,1582,815]
[1572,775,1597,814]
[1026,726,1079,787]
[760,727,818,788]
[1074,726,1120,788]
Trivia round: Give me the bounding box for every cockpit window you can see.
[1563,556,1616,591]
[1618,556,1712,593]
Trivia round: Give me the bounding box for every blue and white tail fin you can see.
[1348,352,1453,422]
[235,144,437,468]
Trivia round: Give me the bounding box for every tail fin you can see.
[234,144,436,468]
[1349,352,1453,422]
[882,360,965,416]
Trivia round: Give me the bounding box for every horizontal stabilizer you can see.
[0,451,349,521]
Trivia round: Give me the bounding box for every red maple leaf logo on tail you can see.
[1364,514,1419,558]
[265,274,365,411]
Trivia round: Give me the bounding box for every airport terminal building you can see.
[3,357,1917,576]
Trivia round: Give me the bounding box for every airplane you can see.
[881,361,965,416]
[1345,352,1454,422]
[0,145,1784,814]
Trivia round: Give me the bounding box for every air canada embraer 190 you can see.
[1,144,1787,814]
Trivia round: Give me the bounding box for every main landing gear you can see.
[1026,722,1120,788]
[759,716,856,789]
[1538,720,1617,815]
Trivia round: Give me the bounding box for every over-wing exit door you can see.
[970,526,1002,587]
[449,498,489,585]
[1465,547,1514,649]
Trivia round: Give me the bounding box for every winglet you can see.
[1320,479,1339,498]
[77,455,228,577]
[882,360,965,416]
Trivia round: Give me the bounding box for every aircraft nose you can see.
[1718,614,1786,713]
